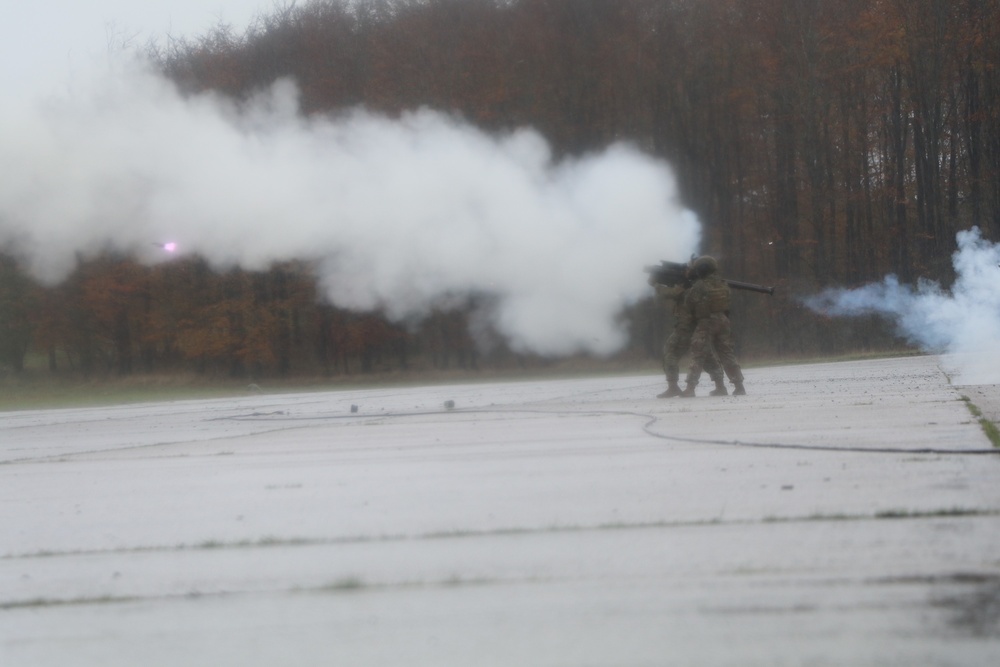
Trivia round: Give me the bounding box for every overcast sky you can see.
[1,1,275,98]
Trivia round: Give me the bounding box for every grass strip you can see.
[961,396,1000,448]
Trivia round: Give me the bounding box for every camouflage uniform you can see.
[653,282,723,397]
[683,273,745,396]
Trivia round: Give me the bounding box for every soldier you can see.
[649,262,725,398]
[681,255,746,397]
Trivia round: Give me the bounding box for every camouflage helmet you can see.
[692,255,719,277]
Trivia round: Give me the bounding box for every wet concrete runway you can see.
[2,355,999,666]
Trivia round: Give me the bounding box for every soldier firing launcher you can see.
[644,260,775,296]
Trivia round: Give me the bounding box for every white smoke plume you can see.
[0,60,700,357]
[805,228,1000,385]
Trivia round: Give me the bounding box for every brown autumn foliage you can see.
[2,0,998,378]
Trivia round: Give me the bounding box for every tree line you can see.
[2,0,997,377]
[0,254,496,377]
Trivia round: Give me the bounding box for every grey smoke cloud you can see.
[0,61,700,356]
[805,228,1000,385]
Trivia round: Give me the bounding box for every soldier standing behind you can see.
[682,255,746,397]
[649,262,725,398]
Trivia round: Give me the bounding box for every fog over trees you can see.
[2,0,998,378]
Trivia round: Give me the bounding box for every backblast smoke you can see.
[805,228,1000,385]
[0,60,700,357]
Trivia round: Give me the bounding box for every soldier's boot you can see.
[709,375,728,396]
[679,382,697,398]
[733,381,746,396]
[657,380,683,399]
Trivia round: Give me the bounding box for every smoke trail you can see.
[0,61,700,357]
[805,228,1000,385]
